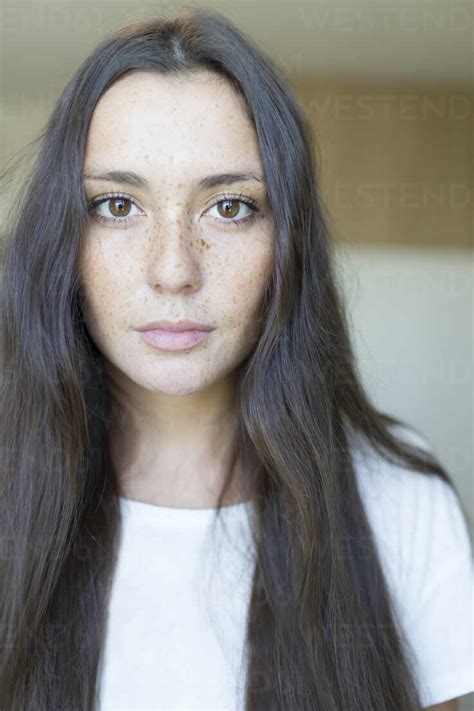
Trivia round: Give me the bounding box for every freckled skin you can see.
[79,69,275,508]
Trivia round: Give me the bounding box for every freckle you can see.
[200,239,209,249]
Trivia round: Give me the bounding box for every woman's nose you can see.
[144,212,202,293]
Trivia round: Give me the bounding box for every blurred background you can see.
[0,0,472,681]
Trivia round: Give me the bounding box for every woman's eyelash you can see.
[206,192,261,228]
[86,192,143,226]
[86,191,262,228]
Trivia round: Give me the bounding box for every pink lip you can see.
[138,328,212,352]
[136,320,213,332]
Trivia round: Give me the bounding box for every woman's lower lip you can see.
[138,328,212,351]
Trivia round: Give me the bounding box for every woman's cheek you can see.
[221,241,273,342]
[79,245,123,345]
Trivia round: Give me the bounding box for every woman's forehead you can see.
[89,69,247,128]
[84,71,262,185]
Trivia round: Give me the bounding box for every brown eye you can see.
[217,199,240,219]
[108,197,132,217]
[205,195,259,228]
[88,194,143,226]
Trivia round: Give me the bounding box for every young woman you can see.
[0,7,471,711]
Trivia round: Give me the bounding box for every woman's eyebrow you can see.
[82,169,265,190]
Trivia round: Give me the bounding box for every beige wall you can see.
[293,78,473,249]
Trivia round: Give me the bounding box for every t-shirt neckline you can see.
[118,495,255,525]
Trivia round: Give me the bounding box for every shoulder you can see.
[351,424,471,587]
[350,424,473,707]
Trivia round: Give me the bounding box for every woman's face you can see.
[80,69,274,397]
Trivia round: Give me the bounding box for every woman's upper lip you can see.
[136,320,214,332]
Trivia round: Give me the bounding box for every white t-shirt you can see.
[98,430,473,710]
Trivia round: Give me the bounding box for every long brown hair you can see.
[0,7,471,709]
